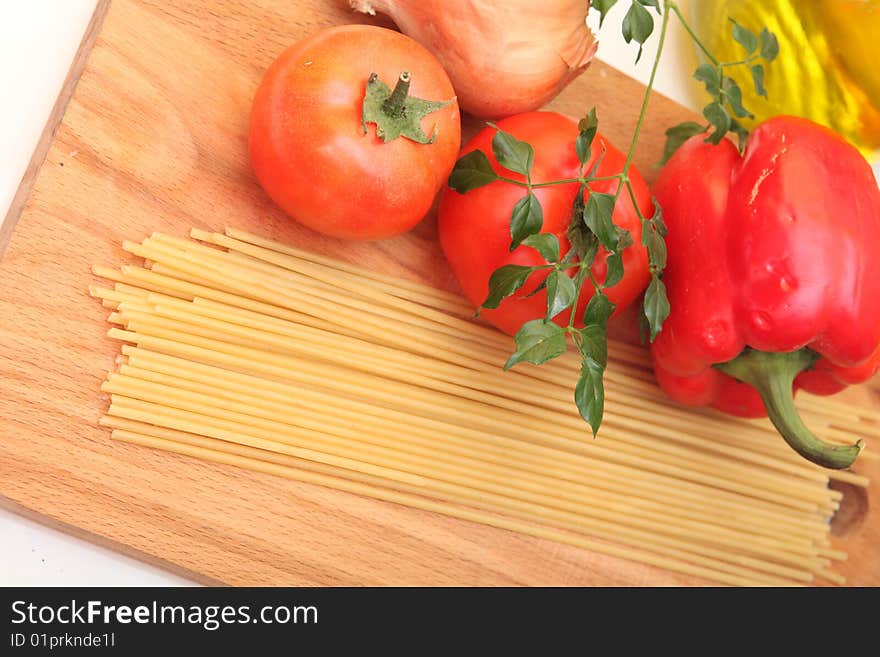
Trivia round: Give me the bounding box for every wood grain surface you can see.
[1,0,877,585]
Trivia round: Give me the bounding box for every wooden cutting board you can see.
[1,0,877,585]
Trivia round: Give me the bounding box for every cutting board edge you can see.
[0,494,219,586]
[0,0,111,258]
[1,0,874,586]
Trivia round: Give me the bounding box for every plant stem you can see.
[529,178,582,188]
[585,266,602,294]
[382,71,411,117]
[498,176,584,188]
[715,349,863,469]
[721,53,761,68]
[624,179,649,223]
[563,3,675,334]
[615,2,673,208]
[669,1,719,66]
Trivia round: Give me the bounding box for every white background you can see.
[0,1,853,585]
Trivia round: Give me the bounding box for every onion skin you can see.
[350,0,597,119]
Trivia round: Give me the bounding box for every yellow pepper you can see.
[690,0,880,156]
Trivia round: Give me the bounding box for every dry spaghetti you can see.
[91,228,875,586]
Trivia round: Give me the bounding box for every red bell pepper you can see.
[651,116,880,469]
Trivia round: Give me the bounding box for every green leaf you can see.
[751,64,767,97]
[730,119,750,152]
[592,0,618,27]
[490,125,534,176]
[581,233,600,267]
[571,185,585,216]
[523,278,548,299]
[616,226,634,250]
[509,193,544,250]
[362,72,453,144]
[759,28,779,61]
[565,189,591,263]
[583,192,618,251]
[659,121,704,165]
[575,356,605,436]
[578,107,599,134]
[576,108,599,167]
[703,102,732,144]
[481,264,534,310]
[566,223,599,269]
[545,270,577,320]
[603,251,625,288]
[558,249,578,270]
[583,292,615,330]
[642,224,667,272]
[504,320,567,370]
[729,18,758,55]
[651,199,667,237]
[576,134,593,168]
[638,304,651,345]
[643,275,670,341]
[521,233,560,263]
[694,64,721,96]
[723,78,753,118]
[638,0,660,11]
[586,145,608,179]
[448,150,499,193]
[621,1,654,63]
[578,324,608,368]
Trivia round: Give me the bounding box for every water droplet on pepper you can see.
[751,310,773,332]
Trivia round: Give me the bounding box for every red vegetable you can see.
[438,111,651,336]
[249,25,460,240]
[652,115,880,468]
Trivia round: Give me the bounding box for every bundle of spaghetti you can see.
[90,228,876,586]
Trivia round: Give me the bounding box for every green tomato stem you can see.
[715,349,863,469]
[382,71,411,117]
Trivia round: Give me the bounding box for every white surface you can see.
[0,2,858,586]
[0,1,97,227]
[0,0,194,587]
[0,510,193,586]
[588,1,696,109]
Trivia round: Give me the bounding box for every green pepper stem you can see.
[716,348,863,469]
[382,71,411,117]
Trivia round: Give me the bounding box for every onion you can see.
[350,0,598,118]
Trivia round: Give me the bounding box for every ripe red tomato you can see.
[249,25,461,240]
[438,111,652,335]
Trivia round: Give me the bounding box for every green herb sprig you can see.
[661,13,778,161]
[447,0,777,436]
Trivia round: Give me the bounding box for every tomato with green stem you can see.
[249,25,460,241]
[431,1,784,444]
[438,111,653,336]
